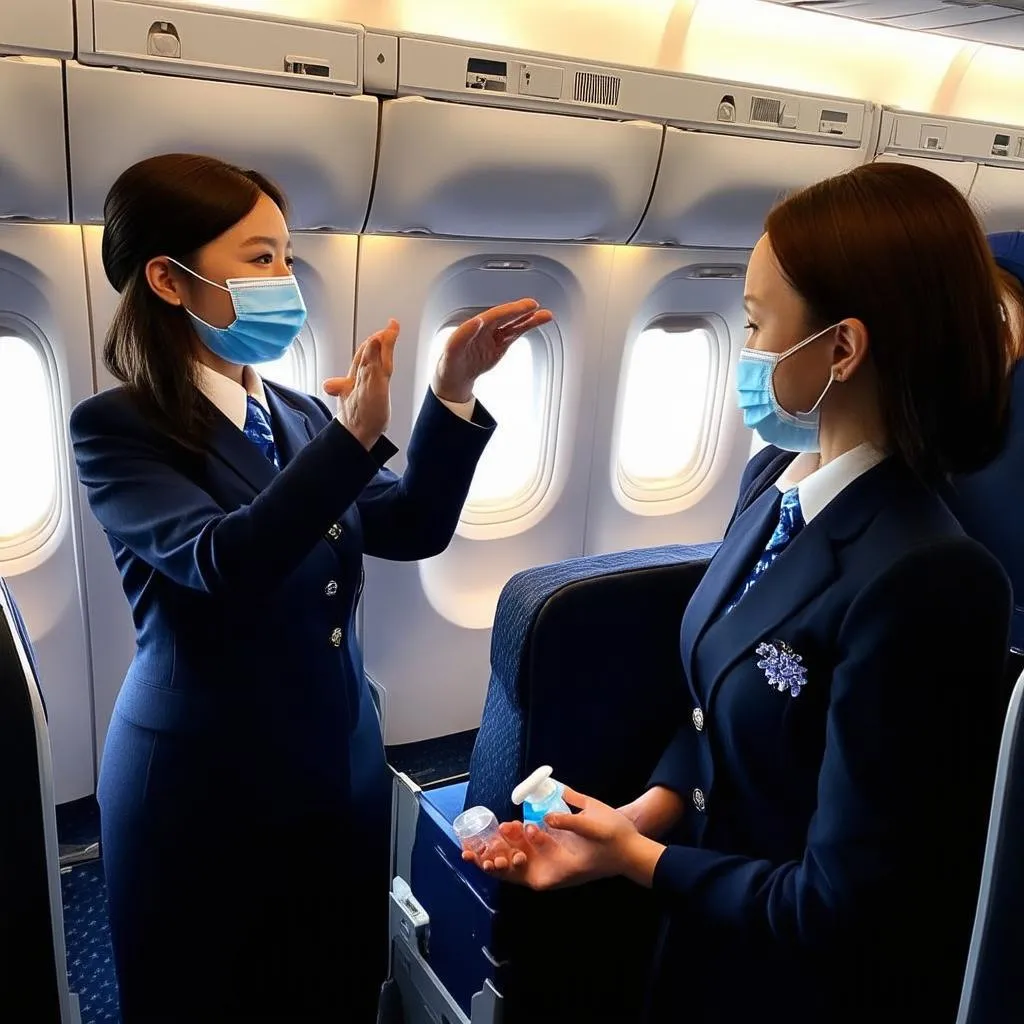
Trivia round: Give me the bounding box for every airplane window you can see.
[428,321,558,516]
[256,334,312,394]
[750,429,770,458]
[617,323,713,491]
[0,333,59,547]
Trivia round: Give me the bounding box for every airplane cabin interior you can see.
[3,1,1024,1021]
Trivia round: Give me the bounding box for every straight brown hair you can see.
[765,162,1010,482]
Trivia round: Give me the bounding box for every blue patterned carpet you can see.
[62,859,119,1022]
[57,797,120,1024]
[53,731,474,1024]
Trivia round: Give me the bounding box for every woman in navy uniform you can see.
[70,153,551,1022]
[466,162,1013,1024]
[942,231,1024,663]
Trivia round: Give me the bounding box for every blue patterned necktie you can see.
[724,487,804,615]
[242,395,280,469]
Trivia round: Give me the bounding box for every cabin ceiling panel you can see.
[766,1,1024,48]
[365,96,664,243]
[65,62,378,230]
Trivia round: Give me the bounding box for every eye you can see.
[285,255,295,269]
[252,253,274,266]
[745,320,758,332]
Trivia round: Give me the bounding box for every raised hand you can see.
[433,299,554,403]
[323,319,399,449]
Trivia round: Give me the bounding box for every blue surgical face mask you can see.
[167,257,307,365]
[735,323,840,453]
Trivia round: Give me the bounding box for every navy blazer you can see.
[942,359,1024,651]
[647,449,1012,1023]
[70,382,495,820]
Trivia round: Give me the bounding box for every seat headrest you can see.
[988,231,1024,287]
[488,543,720,702]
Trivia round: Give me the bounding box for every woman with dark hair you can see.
[942,231,1024,661]
[466,162,1013,1024]
[70,152,551,1022]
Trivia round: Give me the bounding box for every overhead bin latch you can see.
[147,22,180,60]
[285,56,332,78]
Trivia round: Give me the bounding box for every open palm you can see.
[434,299,554,403]
[463,820,602,891]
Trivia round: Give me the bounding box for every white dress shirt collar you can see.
[193,362,269,430]
[776,443,886,523]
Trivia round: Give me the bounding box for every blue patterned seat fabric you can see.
[466,542,719,822]
[457,543,718,1021]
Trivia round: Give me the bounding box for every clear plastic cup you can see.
[453,805,502,856]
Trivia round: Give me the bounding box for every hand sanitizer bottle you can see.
[511,765,570,828]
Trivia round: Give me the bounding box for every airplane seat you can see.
[386,542,720,1023]
[957,668,1024,1024]
[0,580,80,1024]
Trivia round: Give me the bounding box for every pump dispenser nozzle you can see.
[511,765,570,827]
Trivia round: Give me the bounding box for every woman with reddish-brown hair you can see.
[467,162,1014,1024]
[943,231,1024,662]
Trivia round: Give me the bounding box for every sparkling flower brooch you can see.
[755,640,807,697]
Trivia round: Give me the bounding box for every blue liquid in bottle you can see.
[512,766,570,829]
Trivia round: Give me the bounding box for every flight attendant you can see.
[466,162,1012,1024]
[943,231,1024,660]
[70,152,551,1022]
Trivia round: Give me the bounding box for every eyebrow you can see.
[240,235,292,250]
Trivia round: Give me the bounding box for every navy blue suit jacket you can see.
[70,382,494,820]
[647,448,1012,1023]
[942,359,1024,651]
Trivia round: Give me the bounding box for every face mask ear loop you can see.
[771,322,843,418]
[797,367,838,417]
[164,257,229,293]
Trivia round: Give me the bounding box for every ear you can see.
[144,256,187,308]
[830,318,869,384]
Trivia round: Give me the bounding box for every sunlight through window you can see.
[429,324,554,511]
[617,324,713,491]
[0,335,59,544]
[257,341,307,393]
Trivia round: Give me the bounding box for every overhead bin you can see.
[76,0,363,94]
[0,58,69,222]
[387,37,872,247]
[66,61,378,231]
[365,96,663,243]
[969,166,1024,232]
[873,153,978,194]
[875,108,1024,227]
[633,129,867,249]
[0,0,73,58]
